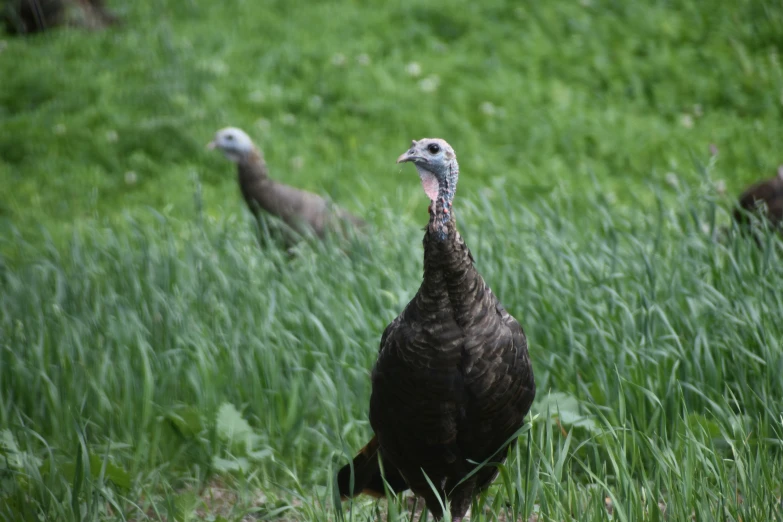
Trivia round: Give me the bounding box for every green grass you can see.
[2,0,783,520]
[2,0,783,242]
[3,179,783,520]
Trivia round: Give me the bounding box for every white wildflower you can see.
[308,95,323,110]
[290,156,304,170]
[331,53,346,67]
[418,75,440,93]
[255,118,271,132]
[715,180,726,195]
[679,114,694,129]
[480,101,497,116]
[665,172,679,188]
[248,90,266,103]
[208,59,228,76]
[105,130,118,143]
[53,123,66,135]
[125,171,138,185]
[357,53,371,66]
[281,113,297,126]
[406,62,422,77]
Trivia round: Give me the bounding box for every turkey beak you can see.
[206,140,217,151]
[397,150,419,164]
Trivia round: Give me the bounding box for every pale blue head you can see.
[397,138,460,240]
[207,127,257,163]
[396,138,459,206]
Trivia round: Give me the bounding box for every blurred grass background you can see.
[1,1,783,521]
[1,0,782,243]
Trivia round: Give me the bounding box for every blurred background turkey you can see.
[207,126,366,246]
[3,0,119,34]
[733,166,783,238]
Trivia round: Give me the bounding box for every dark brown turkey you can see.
[207,127,366,239]
[3,0,119,34]
[733,166,783,234]
[338,138,536,521]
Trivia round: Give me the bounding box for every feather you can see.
[336,435,409,499]
[734,168,783,236]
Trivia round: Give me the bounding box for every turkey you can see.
[733,166,783,235]
[207,127,366,239]
[3,0,119,35]
[338,138,536,521]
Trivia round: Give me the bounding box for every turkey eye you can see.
[427,143,440,154]
[226,135,234,141]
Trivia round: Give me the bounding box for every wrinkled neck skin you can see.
[418,160,459,242]
[419,160,475,291]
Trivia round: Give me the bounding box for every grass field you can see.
[2,0,783,520]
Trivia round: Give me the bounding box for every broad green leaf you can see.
[40,453,131,490]
[216,402,254,449]
[167,406,205,440]
[212,456,250,473]
[173,491,199,522]
[0,430,41,470]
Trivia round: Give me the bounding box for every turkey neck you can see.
[236,149,278,207]
[423,213,472,276]
[237,149,270,186]
[419,175,478,319]
[424,160,459,242]
[416,215,481,331]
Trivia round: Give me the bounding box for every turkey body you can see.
[368,218,535,519]
[3,0,64,33]
[338,138,535,521]
[733,171,783,232]
[3,0,118,34]
[237,151,365,239]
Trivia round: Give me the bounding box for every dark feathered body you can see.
[3,0,64,33]
[733,172,783,231]
[336,435,408,499]
[236,150,366,238]
[340,209,535,519]
[3,0,118,34]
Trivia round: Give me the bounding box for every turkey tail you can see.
[337,435,408,499]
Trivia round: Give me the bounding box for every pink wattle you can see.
[417,169,440,204]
